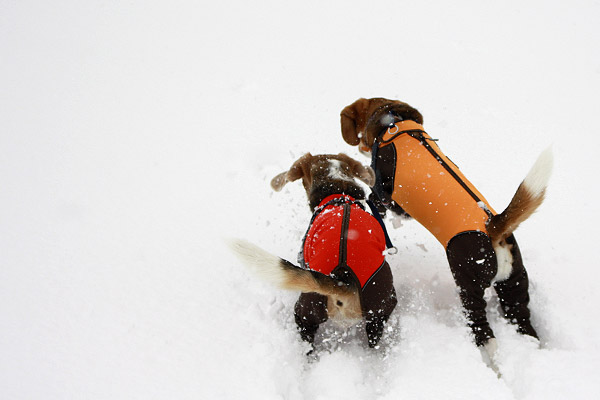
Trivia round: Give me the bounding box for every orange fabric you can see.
[380,121,496,248]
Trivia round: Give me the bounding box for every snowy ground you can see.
[2,1,600,399]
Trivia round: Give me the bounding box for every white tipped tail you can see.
[226,238,354,297]
[486,148,553,244]
[522,146,554,198]
[227,238,290,288]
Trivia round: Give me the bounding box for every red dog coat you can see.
[296,194,398,347]
[302,194,386,287]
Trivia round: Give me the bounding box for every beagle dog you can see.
[230,153,398,349]
[340,97,552,361]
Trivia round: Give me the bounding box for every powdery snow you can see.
[1,1,600,399]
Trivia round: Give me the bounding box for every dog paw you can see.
[391,215,405,229]
[479,338,501,377]
[306,348,320,363]
[516,321,539,339]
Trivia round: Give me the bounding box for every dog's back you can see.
[371,120,552,247]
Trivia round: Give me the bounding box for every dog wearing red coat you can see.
[230,153,398,350]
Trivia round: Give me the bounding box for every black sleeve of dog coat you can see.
[366,317,387,348]
[368,192,388,217]
[371,143,396,205]
[388,201,411,219]
[294,292,329,343]
[371,144,411,219]
[493,235,538,339]
[361,262,398,347]
[446,231,498,347]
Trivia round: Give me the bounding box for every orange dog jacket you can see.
[372,120,497,248]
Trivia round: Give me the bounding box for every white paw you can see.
[391,214,405,229]
[479,338,501,376]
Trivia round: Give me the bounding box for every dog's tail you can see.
[486,147,553,245]
[227,238,355,297]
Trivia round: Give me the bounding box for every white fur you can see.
[483,337,498,358]
[227,238,286,287]
[493,243,514,282]
[328,160,353,181]
[480,338,500,375]
[522,147,553,197]
[380,113,395,127]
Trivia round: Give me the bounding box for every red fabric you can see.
[303,195,386,287]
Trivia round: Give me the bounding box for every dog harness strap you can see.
[338,203,351,267]
[365,199,395,251]
[378,119,426,143]
[405,131,491,217]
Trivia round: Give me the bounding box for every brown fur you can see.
[340,98,424,150]
[228,237,363,320]
[271,153,375,192]
[487,184,546,246]
[280,262,362,320]
[271,153,374,209]
[268,153,378,320]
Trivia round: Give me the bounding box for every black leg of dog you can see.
[446,232,498,347]
[294,292,329,345]
[493,235,538,339]
[362,261,398,348]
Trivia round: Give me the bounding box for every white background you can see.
[1,1,599,399]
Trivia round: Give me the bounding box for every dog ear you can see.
[340,99,370,146]
[341,112,360,146]
[337,153,376,187]
[270,153,312,191]
[353,165,376,187]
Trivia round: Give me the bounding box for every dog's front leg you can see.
[446,232,498,347]
[368,192,411,230]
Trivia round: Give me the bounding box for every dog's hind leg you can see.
[446,231,498,347]
[294,292,329,345]
[493,235,538,339]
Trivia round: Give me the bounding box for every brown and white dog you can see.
[340,97,552,363]
[230,153,398,350]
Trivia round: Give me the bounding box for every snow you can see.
[1,0,600,399]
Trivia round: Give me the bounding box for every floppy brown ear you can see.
[337,153,376,187]
[353,165,375,187]
[341,99,371,146]
[341,111,360,146]
[270,153,312,191]
[270,172,289,192]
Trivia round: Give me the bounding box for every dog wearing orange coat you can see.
[340,97,552,364]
